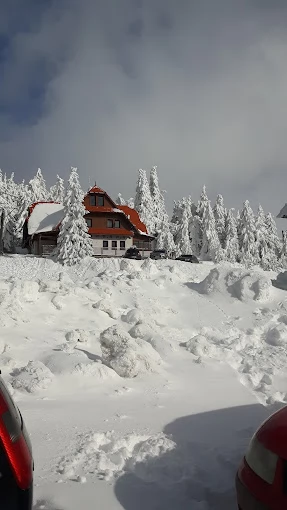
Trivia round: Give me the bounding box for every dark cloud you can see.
[0,0,287,214]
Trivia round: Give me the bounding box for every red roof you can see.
[88,227,134,237]
[87,186,106,194]
[118,205,148,234]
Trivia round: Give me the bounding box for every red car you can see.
[236,405,287,509]
[0,372,33,509]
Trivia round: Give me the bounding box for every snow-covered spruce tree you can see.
[238,200,260,266]
[149,166,167,234]
[200,200,221,261]
[213,194,226,248]
[134,169,155,234]
[116,193,126,205]
[28,168,47,202]
[156,213,176,256]
[263,212,282,270]
[127,197,134,208]
[0,173,31,252]
[55,167,93,265]
[49,175,65,203]
[190,186,209,257]
[175,203,192,256]
[255,205,269,267]
[224,208,239,263]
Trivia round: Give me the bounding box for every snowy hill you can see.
[1,255,286,509]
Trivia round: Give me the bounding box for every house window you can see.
[85,218,92,227]
[90,195,96,206]
[114,220,120,228]
[120,241,125,250]
[112,241,117,248]
[107,219,113,228]
[98,195,104,206]
[103,240,108,250]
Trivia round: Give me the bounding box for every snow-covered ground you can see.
[1,255,287,509]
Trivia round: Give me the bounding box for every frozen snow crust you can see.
[0,255,286,509]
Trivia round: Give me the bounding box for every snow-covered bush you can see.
[100,324,162,377]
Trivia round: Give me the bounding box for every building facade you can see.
[23,185,154,257]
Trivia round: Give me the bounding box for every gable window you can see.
[103,240,108,250]
[85,218,92,227]
[107,219,113,228]
[114,220,120,228]
[97,195,104,206]
[112,241,117,248]
[90,195,96,206]
[120,241,125,250]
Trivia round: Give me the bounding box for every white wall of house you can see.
[91,236,133,257]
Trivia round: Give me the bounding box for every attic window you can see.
[107,219,113,228]
[90,195,96,206]
[85,218,92,227]
[98,195,104,206]
[114,220,120,228]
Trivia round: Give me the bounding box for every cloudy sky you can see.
[1,0,287,214]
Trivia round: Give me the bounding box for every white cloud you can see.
[1,0,287,213]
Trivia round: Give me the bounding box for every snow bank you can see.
[100,325,162,378]
[192,267,272,301]
[11,361,54,393]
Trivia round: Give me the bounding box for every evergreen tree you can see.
[156,213,176,256]
[116,193,126,206]
[134,169,155,234]
[49,175,65,203]
[263,212,282,270]
[238,200,259,266]
[149,166,166,234]
[213,194,226,248]
[200,200,221,261]
[28,168,47,202]
[127,197,134,208]
[224,209,239,263]
[189,186,209,257]
[55,167,93,265]
[175,204,192,256]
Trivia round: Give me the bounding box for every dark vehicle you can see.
[150,250,168,260]
[0,373,33,509]
[176,254,199,263]
[124,247,142,260]
[236,405,287,509]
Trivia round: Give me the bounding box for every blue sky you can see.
[1,0,287,214]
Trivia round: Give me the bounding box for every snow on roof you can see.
[277,203,287,218]
[28,202,65,235]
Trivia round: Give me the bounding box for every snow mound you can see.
[42,351,91,375]
[121,308,145,324]
[265,324,287,346]
[57,430,174,482]
[129,322,176,357]
[72,362,118,379]
[141,258,158,276]
[100,324,162,378]
[192,267,272,302]
[185,334,221,358]
[11,361,54,393]
[65,329,91,346]
[93,299,121,319]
